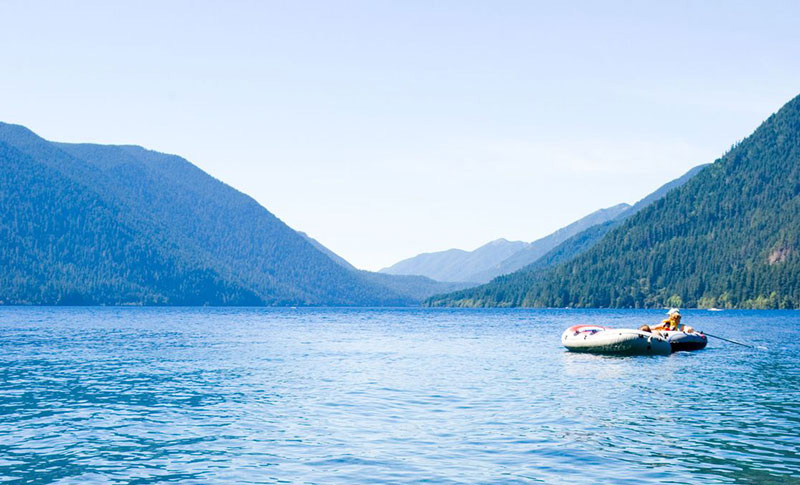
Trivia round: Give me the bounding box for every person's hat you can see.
[667,308,681,317]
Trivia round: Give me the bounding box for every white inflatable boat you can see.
[663,330,707,352]
[561,325,671,355]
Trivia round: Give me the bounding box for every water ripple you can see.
[0,307,798,484]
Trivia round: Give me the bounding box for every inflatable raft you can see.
[562,325,671,355]
[663,330,707,352]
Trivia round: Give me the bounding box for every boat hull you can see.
[664,331,708,352]
[562,325,671,356]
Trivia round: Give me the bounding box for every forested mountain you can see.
[0,123,415,306]
[0,141,261,305]
[429,94,800,309]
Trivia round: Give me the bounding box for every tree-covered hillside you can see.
[0,123,411,306]
[429,93,800,309]
[0,142,261,305]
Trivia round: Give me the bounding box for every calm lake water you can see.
[0,307,798,484]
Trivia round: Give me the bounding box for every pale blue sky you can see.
[2,1,799,270]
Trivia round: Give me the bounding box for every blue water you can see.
[0,308,798,484]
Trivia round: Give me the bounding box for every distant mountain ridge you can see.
[380,204,631,284]
[380,238,528,283]
[296,230,467,300]
[429,93,800,309]
[381,201,642,284]
[468,203,632,282]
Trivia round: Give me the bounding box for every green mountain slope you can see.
[427,164,707,307]
[429,93,800,309]
[0,123,411,306]
[0,141,261,305]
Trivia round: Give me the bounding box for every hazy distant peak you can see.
[601,202,632,213]
[380,203,634,283]
[481,238,523,248]
[379,238,526,282]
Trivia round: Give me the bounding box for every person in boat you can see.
[651,308,695,333]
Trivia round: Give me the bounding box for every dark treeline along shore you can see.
[428,93,800,309]
[2,93,800,308]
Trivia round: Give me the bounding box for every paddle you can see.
[701,331,767,350]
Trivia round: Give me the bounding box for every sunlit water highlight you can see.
[0,307,798,484]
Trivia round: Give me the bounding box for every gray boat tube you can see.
[562,325,671,356]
